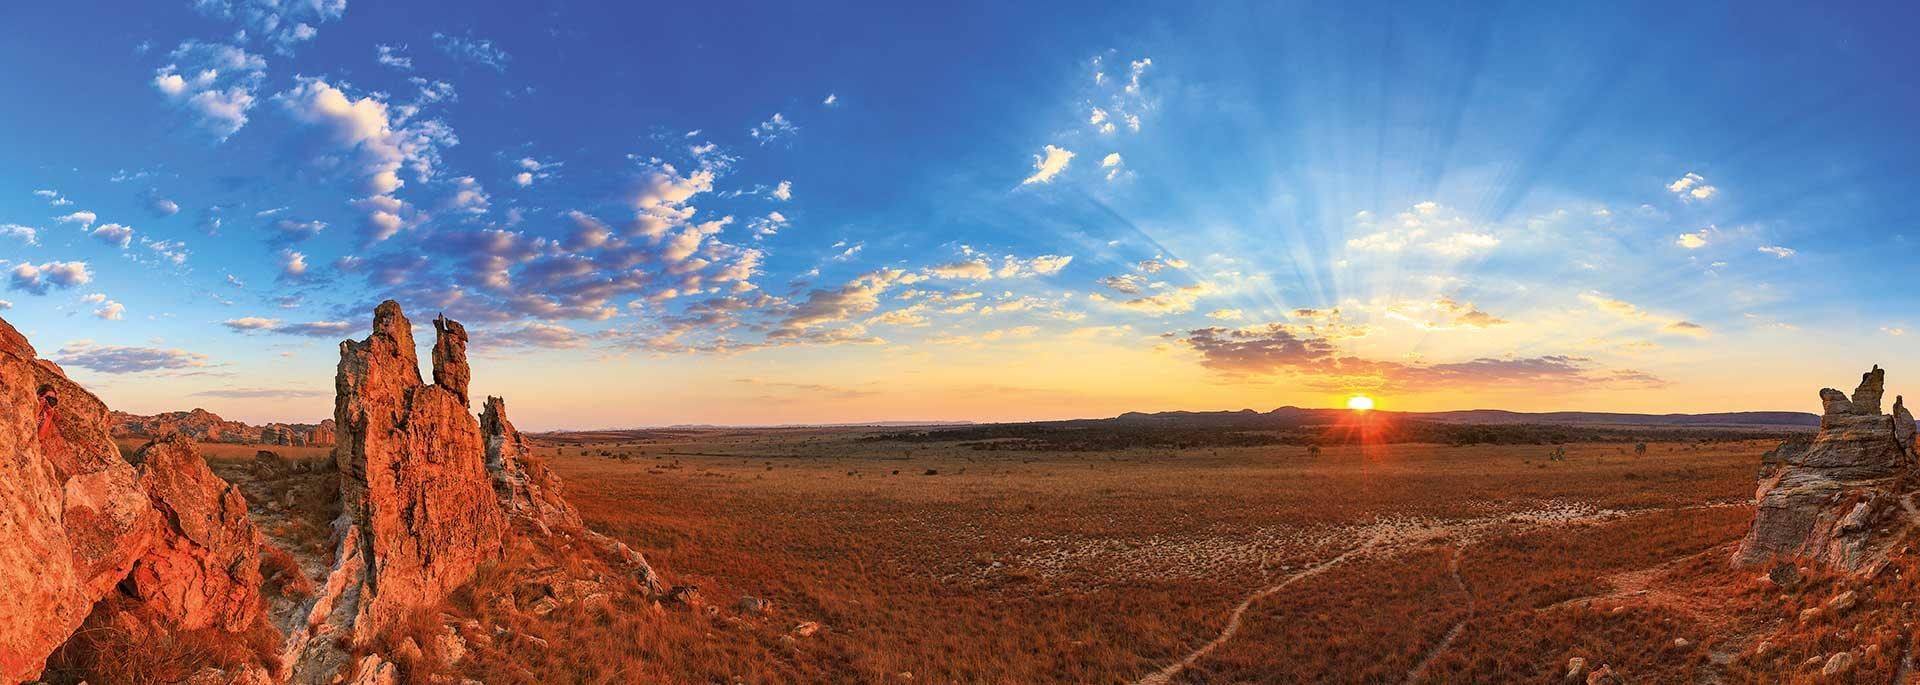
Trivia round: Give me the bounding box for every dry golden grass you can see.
[519,429,1776,682]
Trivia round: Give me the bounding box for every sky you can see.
[1,1,1916,429]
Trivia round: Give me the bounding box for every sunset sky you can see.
[1,2,1916,429]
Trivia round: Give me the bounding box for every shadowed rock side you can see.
[1737,366,1919,570]
[286,301,507,680]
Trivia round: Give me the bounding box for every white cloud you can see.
[1209,308,1245,321]
[1021,145,1074,185]
[376,44,413,70]
[0,224,38,246]
[432,31,510,71]
[55,211,97,227]
[152,41,268,140]
[276,77,454,242]
[277,249,309,280]
[750,113,798,145]
[268,217,326,244]
[1757,245,1795,258]
[193,0,345,55]
[90,223,134,248]
[823,93,838,106]
[93,299,125,320]
[1676,228,1711,249]
[9,261,91,295]
[771,180,793,201]
[1667,172,1717,201]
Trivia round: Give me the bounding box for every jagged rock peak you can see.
[432,313,470,406]
[1850,365,1886,415]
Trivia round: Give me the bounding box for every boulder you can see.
[124,434,269,633]
[1736,366,1917,570]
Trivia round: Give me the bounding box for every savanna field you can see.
[478,430,1775,683]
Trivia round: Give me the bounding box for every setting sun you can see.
[1346,395,1376,411]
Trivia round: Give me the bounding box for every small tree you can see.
[1306,444,1322,458]
[1634,442,1648,457]
[1549,445,1567,462]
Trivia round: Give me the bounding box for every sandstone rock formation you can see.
[6,302,667,683]
[1,316,277,683]
[125,433,270,633]
[287,301,507,677]
[1736,366,1919,569]
[482,395,583,534]
[0,317,158,682]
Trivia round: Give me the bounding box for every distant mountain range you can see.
[1103,407,1819,429]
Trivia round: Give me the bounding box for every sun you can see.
[1346,395,1376,411]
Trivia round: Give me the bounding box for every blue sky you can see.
[1,1,1916,428]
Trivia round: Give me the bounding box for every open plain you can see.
[446,428,1799,683]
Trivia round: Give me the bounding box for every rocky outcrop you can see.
[125,433,270,633]
[1736,366,1918,570]
[113,409,335,447]
[482,396,582,534]
[287,301,507,678]
[1,316,278,683]
[0,317,158,682]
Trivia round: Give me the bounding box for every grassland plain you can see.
[522,429,1773,683]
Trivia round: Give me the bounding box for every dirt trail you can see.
[1133,528,1391,685]
[1132,500,1747,685]
[1403,544,1472,684]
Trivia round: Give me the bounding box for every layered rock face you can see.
[317,301,507,640]
[1736,366,1919,569]
[0,317,158,682]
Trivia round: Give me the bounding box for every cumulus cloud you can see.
[433,31,510,70]
[1667,172,1717,200]
[0,224,38,246]
[1675,228,1712,249]
[1383,296,1507,330]
[90,223,134,248]
[277,249,310,281]
[9,261,91,294]
[1021,145,1074,185]
[276,77,452,242]
[513,157,557,187]
[1089,282,1214,315]
[93,299,125,320]
[193,0,345,55]
[55,211,98,227]
[749,113,798,145]
[53,341,207,374]
[771,180,792,201]
[152,41,268,140]
[1758,245,1795,258]
[144,190,180,217]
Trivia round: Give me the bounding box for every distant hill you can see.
[110,408,335,447]
[1104,406,1818,429]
